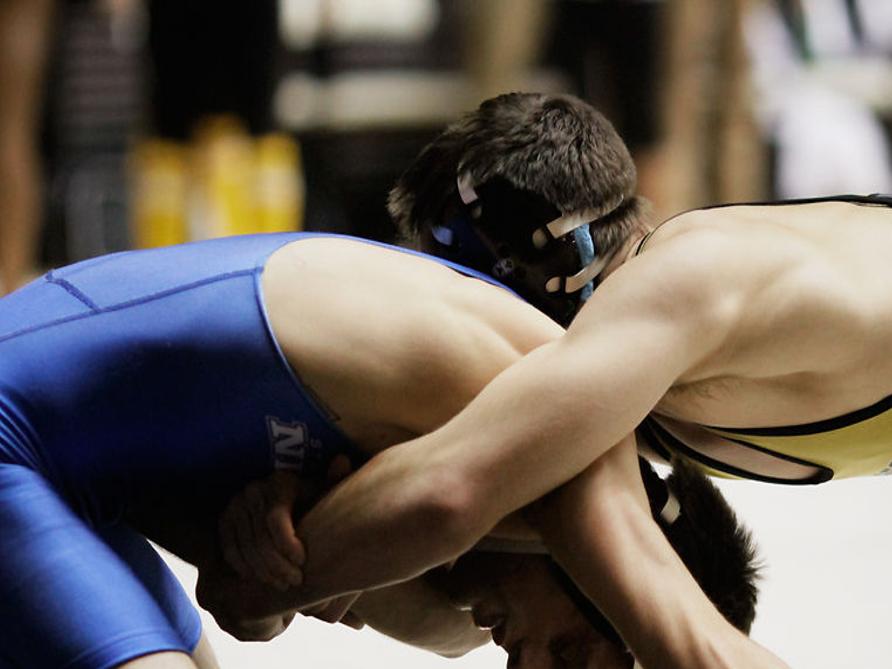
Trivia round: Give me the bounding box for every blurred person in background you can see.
[542,0,765,218]
[0,0,54,295]
[657,0,766,215]
[745,0,892,198]
[6,0,300,265]
[545,0,670,212]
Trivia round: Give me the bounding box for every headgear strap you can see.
[456,172,479,205]
[661,490,682,525]
[544,252,613,294]
[457,173,620,300]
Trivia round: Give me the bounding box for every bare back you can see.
[261,237,563,455]
[609,199,892,481]
[647,200,892,429]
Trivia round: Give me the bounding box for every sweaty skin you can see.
[187,236,563,654]
[239,201,892,669]
[261,237,562,453]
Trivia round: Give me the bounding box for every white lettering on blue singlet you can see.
[267,416,322,472]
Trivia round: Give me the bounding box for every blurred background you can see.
[2,0,892,666]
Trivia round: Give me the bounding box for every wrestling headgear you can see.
[427,172,622,326]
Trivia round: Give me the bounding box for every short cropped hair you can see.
[389,92,649,259]
[640,458,761,632]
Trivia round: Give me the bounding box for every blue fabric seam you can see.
[46,273,101,311]
[0,269,256,345]
[252,268,363,466]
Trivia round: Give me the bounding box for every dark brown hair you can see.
[641,457,761,633]
[388,92,650,259]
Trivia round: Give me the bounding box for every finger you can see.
[266,503,306,574]
[256,529,303,589]
[272,469,317,508]
[244,484,294,589]
[218,508,252,579]
[266,474,307,568]
[300,600,330,618]
[230,499,284,588]
[245,486,297,588]
[243,482,266,518]
[326,455,353,484]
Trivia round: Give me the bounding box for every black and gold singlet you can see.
[636,194,892,484]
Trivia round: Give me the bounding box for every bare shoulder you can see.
[263,236,562,435]
[563,215,768,385]
[594,217,753,328]
[606,207,875,380]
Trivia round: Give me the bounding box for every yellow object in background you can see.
[255,133,304,234]
[190,116,254,239]
[130,140,189,248]
[130,115,305,248]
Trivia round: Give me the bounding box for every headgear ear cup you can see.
[445,173,623,325]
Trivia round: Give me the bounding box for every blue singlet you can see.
[0,232,510,669]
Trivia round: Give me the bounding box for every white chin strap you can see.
[533,206,610,247]
[545,252,612,294]
[457,172,479,205]
[661,490,682,525]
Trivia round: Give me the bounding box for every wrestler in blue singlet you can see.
[0,232,508,669]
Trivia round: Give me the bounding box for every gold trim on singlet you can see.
[642,393,892,484]
[636,194,892,483]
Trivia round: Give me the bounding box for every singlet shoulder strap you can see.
[635,193,892,257]
[633,229,659,256]
[699,193,892,210]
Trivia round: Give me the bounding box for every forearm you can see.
[266,320,680,612]
[290,443,486,608]
[290,339,658,607]
[535,442,788,669]
[546,489,739,668]
[199,441,486,620]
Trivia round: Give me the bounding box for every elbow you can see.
[413,466,490,561]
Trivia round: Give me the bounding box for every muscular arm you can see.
[534,436,789,669]
[135,496,486,653]
[246,244,735,611]
[254,239,793,669]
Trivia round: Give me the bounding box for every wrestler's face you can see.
[442,553,632,669]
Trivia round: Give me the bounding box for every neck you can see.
[600,226,654,280]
